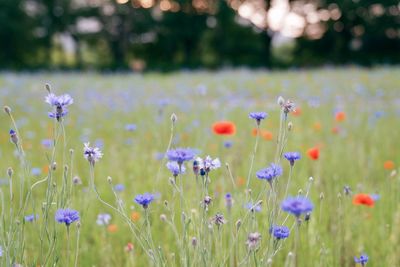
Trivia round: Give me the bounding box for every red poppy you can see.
[307,147,319,160]
[212,121,236,135]
[335,111,346,122]
[383,160,395,170]
[352,194,374,207]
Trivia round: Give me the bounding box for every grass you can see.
[0,67,399,267]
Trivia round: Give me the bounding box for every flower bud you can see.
[170,113,177,123]
[277,96,285,106]
[4,106,11,115]
[7,167,13,178]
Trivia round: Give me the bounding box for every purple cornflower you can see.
[41,139,53,149]
[281,100,295,115]
[245,202,262,212]
[256,163,283,183]
[125,124,137,132]
[225,193,233,210]
[211,213,226,227]
[223,141,233,148]
[283,152,301,166]
[96,213,112,226]
[354,254,368,266]
[167,148,195,165]
[281,196,314,217]
[166,161,186,177]
[134,193,155,209]
[196,156,221,174]
[270,225,290,240]
[55,209,80,226]
[31,168,41,176]
[9,129,18,145]
[114,184,125,192]
[45,93,73,121]
[83,142,103,165]
[249,112,268,125]
[24,214,38,222]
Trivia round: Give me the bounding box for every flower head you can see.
[134,193,155,209]
[352,194,374,207]
[354,253,369,266]
[249,112,268,125]
[45,93,73,121]
[246,232,261,250]
[83,142,103,165]
[114,184,125,192]
[225,193,233,209]
[281,196,314,217]
[24,214,39,222]
[96,213,112,226]
[55,208,80,226]
[196,156,221,174]
[307,147,319,160]
[9,129,18,145]
[211,213,226,227]
[167,148,195,164]
[284,152,301,166]
[256,163,283,182]
[270,225,290,240]
[245,202,262,212]
[212,121,236,135]
[166,161,186,177]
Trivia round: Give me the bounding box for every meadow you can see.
[0,67,399,267]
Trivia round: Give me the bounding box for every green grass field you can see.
[0,67,399,267]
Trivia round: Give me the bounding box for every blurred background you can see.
[1,0,399,71]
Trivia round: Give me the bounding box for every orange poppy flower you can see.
[236,177,246,187]
[107,224,118,233]
[383,160,395,170]
[293,107,302,116]
[131,211,141,222]
[307,147,319,160]
[352,194,374,207]
[261,130,273,141]
[212,121,236,135]
[335,111,346,122]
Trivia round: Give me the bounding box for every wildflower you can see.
[343,185,352,195]
[196,156,221,173]
[24,214,38,222]
[72,176,82,185]
[131,211,141,222]
[270,225,290,240]
[193,159,200,176]
[307,147,319,160]
[9,129,18,145]
[246,232,261,250]
[41,139,53,148]
[125,124,137,132]
[370,194,380,201]
[203,196,212,206]
[83,142,103,165]
[134,193,155,209]
[191,237,198,247]
[45,93,73,121]
[354,253,369,266]
[55,209,80,226]
[31,168,41,176]
[223,141,233,148]
[166,161,186,177]
[225,193,233,210]
[335,111,346,122]
[107,224,118,233]
[245,202,262,212]
[352,194,374,207]
[114,184,125,192]
[212,121,236,135]
[0,245,2,257]
[96,213,111,226]
[383,160,395,170]
[249,112,268,125]
[211,213,226,227]
[125,242,134,252]
[256,163,283,183]
[283,152,301,166]
[281,100,295,116]
[281,196,314,217]
[166,148,195,165]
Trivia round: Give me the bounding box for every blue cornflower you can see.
[166,161,186,177]
[249,112,268,125]
[45,93,73,121]
[166,148,195,164]
[270,225,290,240]
[223,141,233,148]
[354,253,369,266]
[96,213,112,226]
[125,124,137,132]
[283,152,301,166]
[55,209,80,226]
[281,196,314,217]
[256,163,283,182]
[225,193,233,209]
[114,184,125,192]
[31,168,41,176]
[24,214,38,222]
[245,202,262,212]
[83,142,103,165]
[134,193,155,209]
[41,139,53,148]
[9,129,18,145]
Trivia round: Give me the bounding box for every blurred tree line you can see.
[0,0,399,70]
